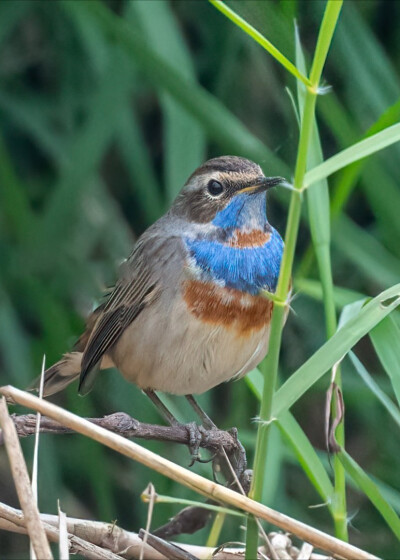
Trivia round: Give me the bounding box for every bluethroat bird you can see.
[37,156,284,431]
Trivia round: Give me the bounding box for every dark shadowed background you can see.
[1,1,400,558]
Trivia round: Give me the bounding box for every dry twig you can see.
[0,501,334,560]
[58,500,69,560]
[0,386,378,560]
[0,502,124,560]
[7,411,242,455]
[0,397,52,559]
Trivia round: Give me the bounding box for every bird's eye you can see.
[207,180,224,197]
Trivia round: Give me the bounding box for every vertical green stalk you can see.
[298,59,348,545]
[245,2,343,557]
[206,512,226,548]
[318,229,348,538]
[317,234,348,540]
[297,25,348,537]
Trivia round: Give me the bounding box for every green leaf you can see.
[208,0,311,88]
[372,478,400,516]
[273,284,400,417]
[295,278,365,310]
[337,298,366,329]
[247,370,334,508]
[333,216,400,289]
[330,2,399,125]
[304,124,400,189]
[338,449,400,540]
[370,316,400,405]
[278,412,334,507]
[349,352,400,429]
[319,93,400,256]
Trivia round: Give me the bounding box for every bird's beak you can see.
[238,176,285,194]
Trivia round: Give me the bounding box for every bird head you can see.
[171,156,284,231]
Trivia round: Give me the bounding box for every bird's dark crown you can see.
[172,156,280,223]
[188,155,262,179]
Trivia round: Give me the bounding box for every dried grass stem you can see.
[0,386,378,560]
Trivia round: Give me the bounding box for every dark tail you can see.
[29,304,107,397]
[29,352,82,397]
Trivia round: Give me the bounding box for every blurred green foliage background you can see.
[1,0,400,558]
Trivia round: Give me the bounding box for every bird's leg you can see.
[144,389,180,426]
[185,394,219,466]
[185,394,216,430]
[144,389,206,464]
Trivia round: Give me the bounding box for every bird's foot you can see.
[185,422,215,467]
[209,426,250,492]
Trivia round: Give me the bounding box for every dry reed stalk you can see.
[30,355,46,560]
[0,502,333,560]
[140,483,156,560]
[0,385,378,560]
[0,397,53,559]
[0,502,124,560]
[58,500,69,560]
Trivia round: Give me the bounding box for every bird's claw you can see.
[183,422,248,491]
[186,423,213,467]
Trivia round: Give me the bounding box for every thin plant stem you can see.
[245,2,343,557]
[316,233,348,541]
[245,77,315,560]
[141,493,243,518]
[206,512,226,548]
[308,0,348,538]
[332,385,347,539]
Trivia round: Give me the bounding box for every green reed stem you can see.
[206,512,227,548]
[305,0,348,538]
[317,237,347,540]
[316,242,348,541]
[332,386,348,539]
[245,2,343,557]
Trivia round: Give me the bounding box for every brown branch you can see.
[0,397,53,559]
[7,410,250,494]
[6,411,241,454]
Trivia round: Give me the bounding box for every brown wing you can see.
[79,231,184,394]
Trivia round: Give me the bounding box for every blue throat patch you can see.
[184,192,283,294]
